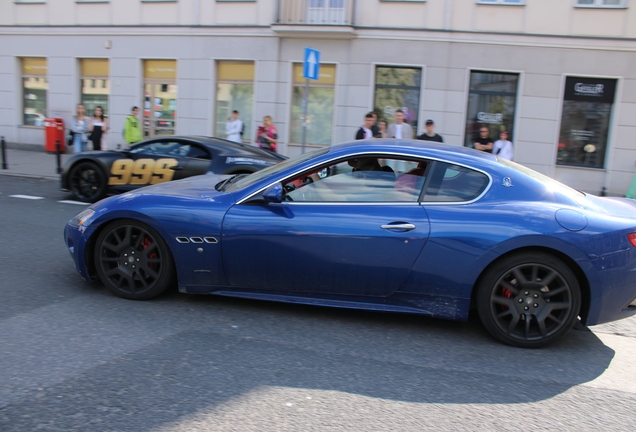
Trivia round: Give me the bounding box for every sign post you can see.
[302,48,320,154]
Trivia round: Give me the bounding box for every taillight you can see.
[627,233,636,247]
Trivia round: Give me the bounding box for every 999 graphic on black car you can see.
[60,136,284,202]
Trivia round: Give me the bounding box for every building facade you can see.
[1,0,636,195]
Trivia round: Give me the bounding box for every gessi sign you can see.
[564,76,616,104]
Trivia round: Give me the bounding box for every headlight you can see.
[69,208,95,228]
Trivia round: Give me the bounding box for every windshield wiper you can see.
[215,174,248,191]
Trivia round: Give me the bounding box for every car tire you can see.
[476,251,581,348]
[94,219,176,300]
[69,161,107,202]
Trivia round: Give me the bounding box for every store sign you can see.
[477,112,503,124]
[564,77,616,104]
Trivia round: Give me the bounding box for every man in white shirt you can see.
[493,130,514,160]
[225,110,243,143]
[387,109,413,139]
[355,113,375,140]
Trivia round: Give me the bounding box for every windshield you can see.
[225,147,329,192]
[498,158,585,198]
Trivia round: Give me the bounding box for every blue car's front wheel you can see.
[94,219,175,300]
[477,252,581,348]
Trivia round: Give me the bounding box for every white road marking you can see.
[9,195,44,200]
[58,200,89,206]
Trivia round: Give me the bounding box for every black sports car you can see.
[60,136,284,202]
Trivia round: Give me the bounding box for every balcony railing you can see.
[277,0,354,26]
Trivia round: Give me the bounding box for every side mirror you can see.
[262,183,284,203]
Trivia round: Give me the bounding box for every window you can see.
[290,63,336,146]
[423,162,490,203]
[143,60,178,138]
[556,77,617,169]
[284,156,427,203]
[477,0,525,4]
[80,59,110,118]
[576,0,625,7]
[22,58,48,126]
[464,71,519,151]
[374,66,422,137]
[216,61,254,142]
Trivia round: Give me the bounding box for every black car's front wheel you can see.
[94,220,175,300]
[69,161,107,202]
[476,252,581,348]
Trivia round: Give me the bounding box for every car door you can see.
[221,156,431,297]
[108,139,191,188]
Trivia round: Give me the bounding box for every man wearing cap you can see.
[417,119,444,143]
[493,130,514,160]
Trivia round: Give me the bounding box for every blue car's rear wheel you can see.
[69,161,107,203]
[94,220,175,300]
[477,252,581,348]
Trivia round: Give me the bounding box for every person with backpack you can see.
[123,106,142,146]
[225,110,243,143]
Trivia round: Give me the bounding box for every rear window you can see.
[423,162,490,202]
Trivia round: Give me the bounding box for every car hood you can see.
[112,174,231,201]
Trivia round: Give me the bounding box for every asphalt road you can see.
[1,176,635,431]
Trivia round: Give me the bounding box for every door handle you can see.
[381,223,416,231]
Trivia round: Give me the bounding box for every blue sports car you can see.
[64,139,636,348]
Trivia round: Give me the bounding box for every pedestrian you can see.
[256,115,278,152]
[387,109,413,139]
[355,113,375,140]
[89,106,108,151]
[123,106,142,147]
[70,103,89,153]
[377,120,388,138]
[474,127,494,153]
[417,119,444,143]
[493,130,514,160]
[370,111,380,137]
[225,110,243,143]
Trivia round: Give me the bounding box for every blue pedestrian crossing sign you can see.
[303,48,321,80]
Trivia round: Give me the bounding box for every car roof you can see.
[331,139,498,165]
[140,135,283,160]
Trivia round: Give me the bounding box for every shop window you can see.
[22,58,48,127]
[144,60,178,138]
[290,63,336,146]
[374,66,422,137]
[557,77,617,169]
[80,59,110,118]
[216,61,254,142]
[464,71,519,150]
[576,0,625,7]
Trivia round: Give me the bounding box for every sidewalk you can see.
[0,148,70,181]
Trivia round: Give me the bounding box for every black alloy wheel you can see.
[69,161,107,202]
[94,220,175,300]
[477,252,581,348]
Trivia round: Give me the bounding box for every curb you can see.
[0,171,59,181]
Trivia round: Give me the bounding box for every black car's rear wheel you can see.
[69,161,107,202]
[94,220,175,300]
[477,252,581,348]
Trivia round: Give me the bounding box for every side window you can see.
[423,162,489,202]
[283,156,429,203]
[186,144,211,160]
[130,140,182,156]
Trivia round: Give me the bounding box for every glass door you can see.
[143,82,177,138]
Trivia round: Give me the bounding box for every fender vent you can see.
[204,237,218,244]
[190,237,204,243]
[176,237,190,243]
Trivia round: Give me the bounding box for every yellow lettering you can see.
[129,159,154,185]
[150,158,178,184]
[108,159,133,185]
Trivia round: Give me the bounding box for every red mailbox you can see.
[44,118,66,153]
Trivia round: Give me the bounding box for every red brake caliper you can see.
[141,237,158,270]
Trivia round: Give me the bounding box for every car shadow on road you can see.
[0,292,616,430]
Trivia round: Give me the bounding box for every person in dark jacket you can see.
[355,113,375,140]
[417,119,444,143]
